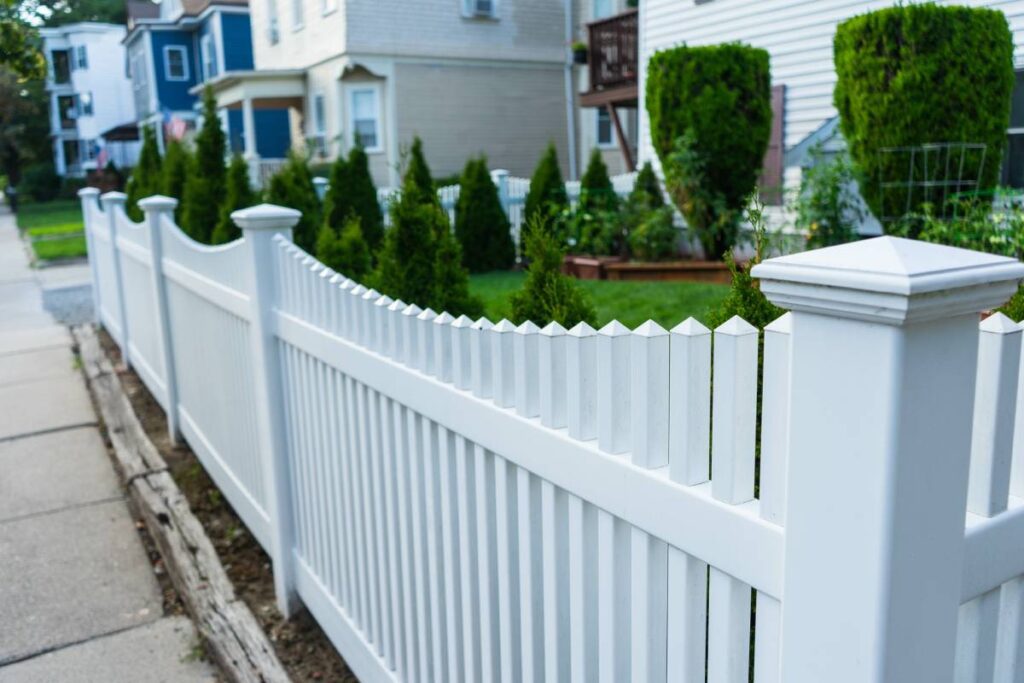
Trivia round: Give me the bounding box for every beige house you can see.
[205,0,577,187]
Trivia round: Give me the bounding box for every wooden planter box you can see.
[604,260,734,284]
[562,255,626,280]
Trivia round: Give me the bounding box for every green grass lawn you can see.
[16,199,87,261]
[470,271,730,329]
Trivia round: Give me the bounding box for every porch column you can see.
[242,96,258,161]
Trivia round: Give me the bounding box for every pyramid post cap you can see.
[472,316,494,330]
[231,203,301,231]
[540,321,567,336]
[764,312,793,334]
[715,315,758,337]
[980,311,1023,335]
[417,307,438,321]
[403,303,423,316]
[388,298,406,312]
[434,311,455,324]
[516,320,541,334]
[493,319,517,333]
[598,320,631,337]
[138,194,178,211]
[100,191,127,204]
[567,321,597,337]
[374,294,394,307]
[671,317,711,336]
[452,314,474,328]
[77,187,100,197]
[633,320,669,337]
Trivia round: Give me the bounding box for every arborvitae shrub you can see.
[510,217,596,328]
[181,88,226,242]
[433,225,484,318]
[629,161,663,211]
[161,139,191,223]
[316,215,372,280]
[345,146,383,250]
[834,5,1014,226]
[524,142,568,226]
[579,148,618,214]
[125,125,162,221]
[646,43,771,259]
[454,156,514,273]
[322,154,351,230]
[373,175,441,305]
[265,152,321,253]
[404,136,435,204]
[211,154,255,245]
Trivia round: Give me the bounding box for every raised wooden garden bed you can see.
[563,254,734,284]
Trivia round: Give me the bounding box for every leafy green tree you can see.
[646,43,771,259]
[579,148,618,214]
[181,87,226,242]
[628,161,663,212]
[161,139,191,222]
[0,14,44,80]
[524,142,568,225]
[323,144,383,250]
[211,154,255,244]
[0,70,49,185]
[510,217,596,328]
[316,215,371,280]
[454,156,514,273]
[264,151,321,252]
[834,4,1014,226]
[125,125,162,221]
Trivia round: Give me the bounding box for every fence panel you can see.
[86,204,125,345]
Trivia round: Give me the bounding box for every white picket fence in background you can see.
[79,185,1024,683]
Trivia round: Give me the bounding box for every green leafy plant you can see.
[579,148,619,215]
[181,87,226,242]
[793,146,863,249]
[646,42,771,259]
[620,161,665,258]
[433,224,484,318]
[210,154,255,245]
[833,4,1015,225]
[567,208,618,256]
[454,156,515,273]
[316,215,372,280]
[510,217,597,328]
[628,206,678,262]
[161,139,191,222]
[17,162,61,203]
[323,144,383,250]
[524,142,569,232]
[124,126,162,221]
[403,135,435,204]
[264,151,321,252]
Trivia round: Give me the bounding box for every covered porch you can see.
[579,9,638,171]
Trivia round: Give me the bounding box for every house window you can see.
[348,87,380,151]
[78,92,94,116]
[593,0,613,19]
[51,50,70,84]
[163,46,189,81]
[312,93,328,157]
[57,94,77,129]
[463,0,497,19]
[1003,71,1024,189]
[74,45,88,69]
[62,139,81,169]
[596,107,614,147]
[200,34,217,81]
[291,0,304,30]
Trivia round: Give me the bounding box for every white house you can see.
[39,23,139,177]
[203,0,576,187]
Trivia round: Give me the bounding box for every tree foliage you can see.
[323,144,383,250]
[524,142,568,226]
[403,135,435,204]
[510,217,596,328]
[211,154,255,244]
[125,125,162,221]
[834,4,1014,225]
[181,88,226,242]
[264,151,321,252]
[579,148,618,214]
[454,156,514,273]
[646,43,771,259]
[161,139,191,222]
[0,69,49,184]
[793,146,862,249]
[316,215,371,280]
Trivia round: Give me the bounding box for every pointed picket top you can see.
[374,293,394,308]
[472,316,494,331]
[672,317,711,337]
[715,315,758,337]
[388,298,406,313]
[516,320,541,335]
[633,320,668,337]
[493,318,517,334]
[452,314,474,328]
[980,311,1021,335]
[339,278,355,291]
[434,311,455,325]
[319,266,335,281]
[361,288,379,301]
[765,311,792,334]
[351,284,368,297]
[540,321,567,336]
[302,255,318,270]
[417,307,438,322]
[403,303,423,317]
[328,272,344,286]
[598,320,631,337]
[567,321,597,337]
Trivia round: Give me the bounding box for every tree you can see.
[403,135,435,203]
[646,43,771,259]
[181,87,226,243]
[0,12,44,80]
[510,217,596,328]
[373,176,441,306]
[316,215,371,280]
[161,139,191,221]
[125,125,162,221]
[834,4,1014,226]
[454,156,514,273]
[524,142,568,225]
[579,148,618,214]
[264,151,320,252]
[211,154,255,244]
[322,144,383,250]
[433,224,483,318]
[0,69,49,184]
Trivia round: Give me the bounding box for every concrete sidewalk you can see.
[0,205,216,682]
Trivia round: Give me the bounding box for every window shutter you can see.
[759,84,785,205]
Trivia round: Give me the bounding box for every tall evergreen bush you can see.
[454,156,514,273]
[579,148,618,214]
[524,142,568,225]
[510,217,596,328]
[181,88,227,243]
[834,4,1014,225]
[646,43,771,259]
[264,151,321,252]
[211,154,255,244]
[322,145,383,250]
[161,139,191,222]
[404,136,435,204]
[316,216,372,280]
[125,125,162,221]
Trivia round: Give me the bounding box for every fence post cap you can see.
[77,187,100,198]
[752,235,1024,325]
[100,191,127,205]
[312,176,328,187]
[231,203,301,231]
[138,195,178,211]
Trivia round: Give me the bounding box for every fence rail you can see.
[79,185,1024,682]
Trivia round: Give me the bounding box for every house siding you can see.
[150,30,198,111]
[637,0,1024,170]
[221,13,254,70]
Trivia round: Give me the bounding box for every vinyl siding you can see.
[221,13,255,71]
[150,30,198,111]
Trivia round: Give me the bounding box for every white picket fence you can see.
[79,185,1024,682]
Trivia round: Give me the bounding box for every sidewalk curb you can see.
[73,324,290,683]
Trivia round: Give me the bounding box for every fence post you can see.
[491,169,510,217]
[100,191,131,368]
[313,176,328,202]
[138,195,181,445]
[77,187,102,325]
[752,236,1024,682]
[232,203,302,617]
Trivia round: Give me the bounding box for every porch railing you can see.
[587,9,638,92]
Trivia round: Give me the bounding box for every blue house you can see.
[125,0,291,161]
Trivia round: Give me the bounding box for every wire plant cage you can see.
[878,142,988,224]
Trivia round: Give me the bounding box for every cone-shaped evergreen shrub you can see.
[322,154,350,228]
[404,136,435,204]
[181,88,227,243]
[510,217,596,328]
[125,125,162,221]
[264,151,321,252]
[372,173,440,305]
[161,139,191,223]
[524,142,568,224]
[433,226,484,318]
[316,215,371,280]
[628,161,663,211]
[454,157,514,273]
[323,145,383,250]
[211,154,255,245]
[579,148,618,214]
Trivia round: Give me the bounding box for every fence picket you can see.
[437,426,465,681]
[476,446,501,682]
[515,321,541,418]
[494,454,522,683]
[568,495,598,682]
[539,322,568,429]
[542,480,570,682]
[402,304,423,368]
[567,322,598,441]
[434,312,455,383]
[472,317,495,399]
[452,315,474,391]
[417,308,437,375]
[388,299,407,360]
[597,511,630,683]
[493,320,517,408]
[518,467,544,681]
[598,321,631,454]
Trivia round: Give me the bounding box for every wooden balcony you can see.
[580,9,638,109]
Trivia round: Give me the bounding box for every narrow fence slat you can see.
[437,426,465,681]
[541,480,570,682]
[669,319,711,485]
[707,567,751,683]
[374,295,394,358]
[568,495,598,683]
[343,376,369,632]
[402,303,423,368]
[365,385,391,661]
[598,321,631,455]
[388,299,406,360]
[667,547,708,682]
[518,467,545,681]
[567,322,598,442]
[349,284,367,345]
[406,410,433,680]
[493,320,517,409]
[452,315,474,391]
[631,528,669,683]
[711,316,758,504]
[597,511,630,683]
[422,418,449,682]
[754,593,782,683]
[494,455,523,683]
[393,403,419,681]
[632,321,669,468]
[760,313,792,525]
[336,372,360,620]
[360,288,379,349]
[476,446,501,682]
[417,308,438,375]
[434,312,455,383]
[339,278,355,340]
[456,436,482,681]
[539,322,568,429]
[995,577,1024,681]
[956,589,1001,683]
[377,394,401,672]
[472,317,494,399]
[515,322,541,418]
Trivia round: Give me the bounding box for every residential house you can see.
[39,23,138,177]
[204,0,574,188]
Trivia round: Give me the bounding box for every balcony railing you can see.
[587,9,638,94]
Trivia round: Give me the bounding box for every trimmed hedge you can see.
[646,42,771,258]
[834,4,1015,225]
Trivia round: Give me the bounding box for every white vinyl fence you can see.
[80,184,1024,683]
